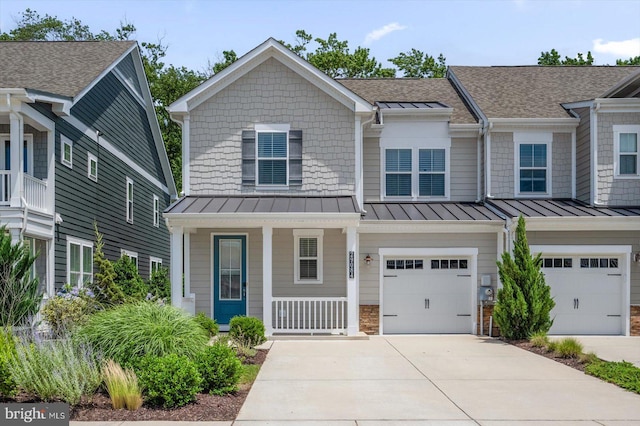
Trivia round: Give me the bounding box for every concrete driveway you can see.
[571,336,640,368]
[236,335,640,425]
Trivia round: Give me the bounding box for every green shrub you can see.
[0,226,42,327]
[195,341,242,395]
[102,359,143,410]
[546,340,558,353]
[0,329,17,396]
[553,337,583,359]
[494,216,555,340]
[585,360,640,394]
[88,224,125,306]
[137,354,202,408]
[229,316,266,348]
[579,351,599,365]
[10,337,102,405]
[529,331,549,348]
[147,267,171,303]
[194,312,219,338]
[114,255,147,300]
[76,302,209,367]
[42,286,99,337]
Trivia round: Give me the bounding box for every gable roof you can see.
[449,65,640,119]
[338,78,476,124]
[0,41,135,98]
[168,38,373,117]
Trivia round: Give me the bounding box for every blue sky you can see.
[1,0,639,74]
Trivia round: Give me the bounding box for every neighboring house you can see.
[0,41,176,303]
[165,38,640,336]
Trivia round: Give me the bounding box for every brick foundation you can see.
[477,303,500,336]
[632,305,640,336]
[359,305,379,335]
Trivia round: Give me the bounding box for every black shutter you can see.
[289,130,302,187]
[241,130,255,186]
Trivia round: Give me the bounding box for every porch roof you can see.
[165,195,362,215]
[362,202,503,222]
[487,199,640,218]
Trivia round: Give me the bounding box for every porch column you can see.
[9,113,24,207]
[346,226,358,336]
[183,230,192,297]
[46,129,55,212]
[262,226,273,336]
[170,225,184,309]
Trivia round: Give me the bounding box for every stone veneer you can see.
[477,304,500,337]
[188,57,355,195]
[632,305,640,336]
[359,305,379,335]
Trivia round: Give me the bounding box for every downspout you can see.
[476,124,483,202]
[357,110,377,210]
[485,121,493,199]
[590,101,601,206]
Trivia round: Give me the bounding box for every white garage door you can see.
[383,258,473,334]
[542,256,624,335]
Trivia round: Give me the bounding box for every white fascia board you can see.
[129,46,178,198]
[489,117,580,131]
[164,212,362,228]
[358,221,503,234]
[530,245,632,255]
[561,100,594,110]
[450,123,481,137]
[379,247,478,257]
[447,68,488,124]
[168,38,373,114]
[601,69,640,98]
[379,107,453,118]
[594,98,640,113]
[29,93,72,116]
[516,216,640,231]
[20,103,55,131]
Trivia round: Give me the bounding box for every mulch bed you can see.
[5,349,268,422]
[509,339,586,372]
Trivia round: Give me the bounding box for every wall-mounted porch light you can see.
[364,254,373,265]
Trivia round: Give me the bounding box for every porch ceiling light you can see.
[364,254,373,265]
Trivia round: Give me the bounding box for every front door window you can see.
[219,238,242,300]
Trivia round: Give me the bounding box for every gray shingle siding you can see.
[71,72,166,187]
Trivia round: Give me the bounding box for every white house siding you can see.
[363,136,381,201]
[490,132,514,198]
[358,231,498,304]
[527,230,640,305]
[597,112,640,206]
[575,107,592,203]
[272,228,346,298]
[188,57,355,195]
[450,137,478,201]
[552,132,572,198]
[189,228,264,319]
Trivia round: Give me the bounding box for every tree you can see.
[114,255,147,299]
[493,216,555,340]
[89,223,125,306]
[538,49,594,65]
[617,56,640,65]
[281,30,395,78]
[0,226,42,327]
[389,49,447,78]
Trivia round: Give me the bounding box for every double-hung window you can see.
[385,149,412,196]
[419,149,445,196]
[67,238,93,287]
[519,144,548,193]
[61,136,73,168]
[294,230,323,284]
[121,249,138,270]
[88,153,98,181]
[257,128,288,186]
[150,257,162,275]
[614,125,640,177]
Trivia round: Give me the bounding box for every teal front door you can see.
[213,235,247,325]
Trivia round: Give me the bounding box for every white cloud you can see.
[593,38,640,58]
[363,22,407,45]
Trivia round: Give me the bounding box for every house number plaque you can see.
[349,251,355,278]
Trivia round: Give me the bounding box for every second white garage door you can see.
[383,257,473,334]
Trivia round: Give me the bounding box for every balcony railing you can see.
[0,171,48,212]
[272,297,347,334]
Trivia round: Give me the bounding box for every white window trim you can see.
[121,249,138,269]
[87,152,98,181]
[126,177,134,224]
[0,134,34,175]
[66,236,93,288]
[381,147,450,201]
[153,194,160,227]
[150,256,162,275]
[61,136,73,168]
[613,125,640,179]
[255,123,290,189]
[293,229,323,285]
[514,132,553,198]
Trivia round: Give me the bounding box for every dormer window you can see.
[614,125,640,178]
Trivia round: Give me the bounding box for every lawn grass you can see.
[239,364,260,386]
[585,360,640,394]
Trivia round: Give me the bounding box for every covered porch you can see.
[164,195,362,336]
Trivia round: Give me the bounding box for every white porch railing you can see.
[0,171,10,205]
[23,174,47,212]
[272,297,348,334]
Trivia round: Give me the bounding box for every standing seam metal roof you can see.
[487,199,640,218]
[165,196,361,214]
[362,202,503,221]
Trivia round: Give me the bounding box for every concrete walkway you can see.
[570,336,640,368]
[235,335,640,425]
